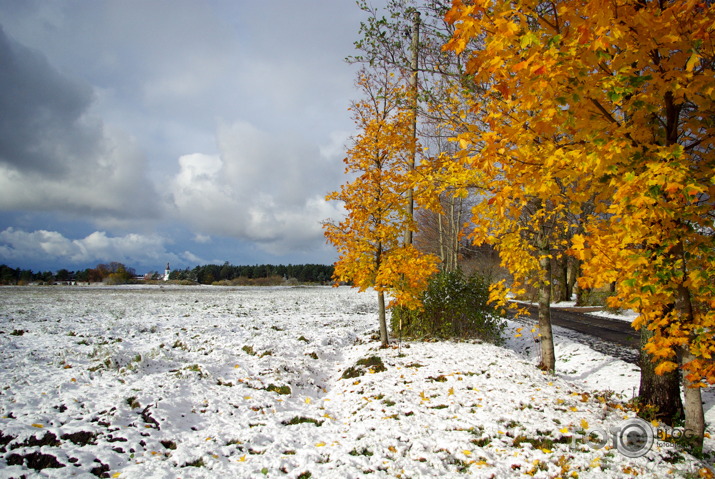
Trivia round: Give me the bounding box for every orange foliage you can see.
[443,0,715,384]
[324,69,439,310]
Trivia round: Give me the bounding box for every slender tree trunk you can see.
[438,212,446,269]
[638,327,683,425]
[538,239,556,373]
[552,257,569,303]
[672,240,705,449]
[449,199,457,271]
[377,290,389,348]
[566,257,578,301]
[403,10,419,247]
[453,197,462,270]
[681,348,705,451]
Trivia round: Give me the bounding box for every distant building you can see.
[164,263,171,281]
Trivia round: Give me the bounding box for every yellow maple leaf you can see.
[580,419,589,430]
[315,442,326,447]
[686,53,701,72]
[31,424,43,428]
[448,387,455,396]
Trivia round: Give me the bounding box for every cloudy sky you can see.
[0,0,385,273]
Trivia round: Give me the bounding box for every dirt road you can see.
[513,303,640,364]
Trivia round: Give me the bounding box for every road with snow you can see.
[513,304,640,365]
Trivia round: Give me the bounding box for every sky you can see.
[0,0,385,274]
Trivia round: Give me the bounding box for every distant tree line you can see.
[0,262,136,285]
[0,262,334,285]
[169,263,334,285]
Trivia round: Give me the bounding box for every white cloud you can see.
[0,227,183,269]
[168,120,344,255]
[180,250,206,265]
[193,234,211,244]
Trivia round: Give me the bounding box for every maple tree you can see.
[324,67,439,347]
[443,0,715,446]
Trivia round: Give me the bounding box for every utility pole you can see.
[404,9,420,246]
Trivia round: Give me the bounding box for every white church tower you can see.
[164,262,171,281]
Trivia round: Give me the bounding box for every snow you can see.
[0,285,712,478]
[589,308,640,324]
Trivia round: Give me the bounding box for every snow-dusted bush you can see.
[391,270,505,344]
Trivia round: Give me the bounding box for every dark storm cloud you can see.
[0,24,160,222]
[0,25,95,175]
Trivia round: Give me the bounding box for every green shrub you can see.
[341,355,387,379]
[266,384,291,395]
[391,270,505,344]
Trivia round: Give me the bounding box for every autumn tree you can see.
[444,0,715,446]
[324,67,439,347]
[351,1,487,268]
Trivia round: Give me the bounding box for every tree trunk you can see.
[438,213,446,269]
[377,290,389,348]
[566,257,578,302]
[672,240,705,450]
[638,327,683,425]
[403,10,419,247]
[552,256,569,303]
[538,242,556,373]
[681,348,705,451]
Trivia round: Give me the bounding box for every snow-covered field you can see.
[0,285,712,478]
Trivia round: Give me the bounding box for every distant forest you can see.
[0,263,334,285]
[169,263,334,284]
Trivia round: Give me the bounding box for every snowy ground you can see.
[0,285,712,478]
